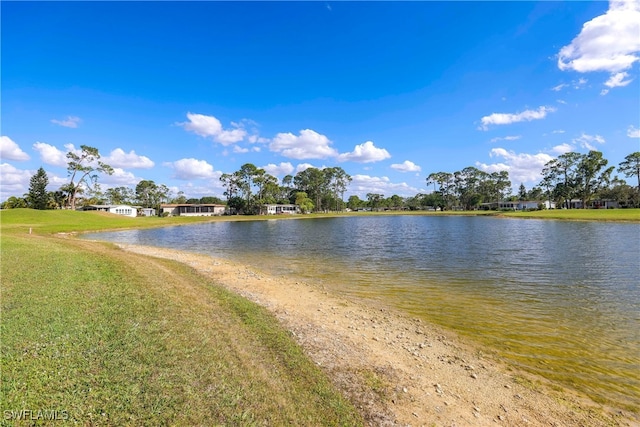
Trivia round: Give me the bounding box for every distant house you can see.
[566,199,619,209]
[139,207,156,217]
[160,203,226,217]
[81,204,138,218]
[590,199,619,209]
[260,204,300,215]
[480,201,555,210]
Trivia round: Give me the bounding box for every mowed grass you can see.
[1,211,363,425]
[0,208,268,235]
[502,208,640,221]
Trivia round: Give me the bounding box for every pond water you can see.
[84,215,640,411]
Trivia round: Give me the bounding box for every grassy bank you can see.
[0,208,274,235]
[501,208,640,221]
[301,208,639,222]
[0,210,362,425]
[335,208,639,221]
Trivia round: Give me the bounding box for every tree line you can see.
[343,151,639,211]
[539,151,639,209]
[2,146,639,212]
[417,151,639,211]
[220,164,352,214]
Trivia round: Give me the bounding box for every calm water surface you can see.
[85,216,640,410]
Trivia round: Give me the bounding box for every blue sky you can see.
[2,1,639,202]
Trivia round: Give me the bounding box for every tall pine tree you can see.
[28,167,49,210]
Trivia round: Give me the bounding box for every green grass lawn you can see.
[1,210,363,425]
[0,208,266,235]
[308,208,639,221]
[501,208,640,221]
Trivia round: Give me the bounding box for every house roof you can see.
[85,204,141,209]
[160,204,226,207]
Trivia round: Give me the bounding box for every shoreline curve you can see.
[115,242,636,426]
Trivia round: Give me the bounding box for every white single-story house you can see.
[261,204,300,215]
[160,203,226,216]
[480,200,556,210]
[139,207,156,217]
[565,199,619,209]
[81,204,138,218]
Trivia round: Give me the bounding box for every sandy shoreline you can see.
[115,242,635,426]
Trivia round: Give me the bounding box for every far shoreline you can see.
[81,207,640,234]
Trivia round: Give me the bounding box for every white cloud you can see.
[231,145,259,153]
[32,142,69,167]
[477,148,554,185]
[178,113,247,146]
[604,71,633,88]
[231,119,268,145]
[269,129,338,160]
[573,133,605,150]
[551,78,590,92]
[628,125,640,138]
[348,174,421,198]
[233,146,249,154]
[263,162,295,176]
[296,163,316,173]
[0,163,32,199]
[171,182,225,199]
[47,173,68,188]
[105,148,154,169]
[101,168,138,186]
[390,160,421,173]
[551,143,574,155]
[51,116,81,128]
[164,158,216,180]
[0,136,30,161]
[248,134,269,144]
[337,141,391,163]
[552,129,566,134]
[490,135,522,143]
[479,106,556,130]
[558,0,640,90]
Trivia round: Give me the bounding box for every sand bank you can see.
[116,243,635,426]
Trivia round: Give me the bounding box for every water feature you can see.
[84,215,640,410]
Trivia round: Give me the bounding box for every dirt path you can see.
[116,243,635,426]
